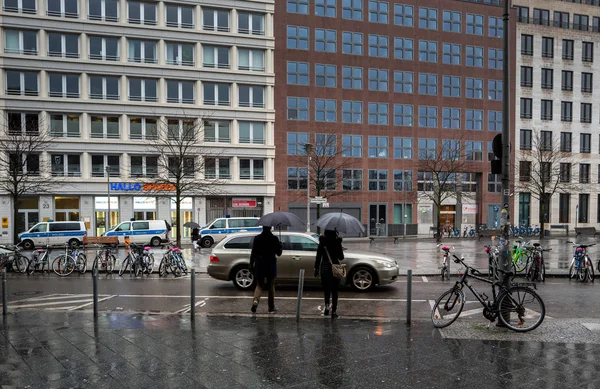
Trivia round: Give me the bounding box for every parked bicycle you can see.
[484,243,500,281]
[27,245,52,274]
[92,244,117,274]
[431,253,545,332]
[567,241,594,283]
[118,243,143,276]
[52,243,86,277]
[134,244,155,276]
[525,243,550,283]
[512,238,532,274]
[438,244,452,280]
[158,242,187,277]
[0,244,29,273]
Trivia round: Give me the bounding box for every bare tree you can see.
[0,113,55,241]
[417,134,475,240]
[289,134,356,229]
[144,116,225,246]
[514,129,581,238]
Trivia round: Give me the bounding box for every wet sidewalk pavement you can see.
[2,311,600,389]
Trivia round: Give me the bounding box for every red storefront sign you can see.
[232,198,257,208]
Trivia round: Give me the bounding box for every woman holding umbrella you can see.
[314,229,344,318]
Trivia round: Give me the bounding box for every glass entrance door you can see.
[369,204,387,236]
[171,211,192,239]
[95,211,119,236]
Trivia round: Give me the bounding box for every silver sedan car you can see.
[207,232,400,292]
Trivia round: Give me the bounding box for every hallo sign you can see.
[110,183,177,191]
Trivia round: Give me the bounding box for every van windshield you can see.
[115,223,130,232]
[30,224,46,233]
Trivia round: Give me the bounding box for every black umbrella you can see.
[257,212,305,237]
[183,221,200,229]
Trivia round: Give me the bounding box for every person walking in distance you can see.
[314,229,344,318]
[249,226,283,313]
[191,228,200,251]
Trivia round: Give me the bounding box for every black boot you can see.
[323,304,330,316]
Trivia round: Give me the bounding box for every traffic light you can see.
[491,134,502,175]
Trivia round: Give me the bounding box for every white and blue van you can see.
[104,220,169,246]
[18,221,87,250]
[200,217,261,248]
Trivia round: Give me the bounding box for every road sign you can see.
[322,202,330,208]
[493,205,499,213]
[310,197,327,204]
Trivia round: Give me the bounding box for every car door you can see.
[274,235,294,281]
[286,234,319,281]
[30,223,47,246]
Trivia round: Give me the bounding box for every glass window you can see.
[89,36,119,61]
[342,66,362,89]
[488,111,502,132]
[316,0,336,18]
[127,39,157,64]
[342,100,362,123]
[465,141,483,161]
[418,7,437,30]
[315,99,336,122]
[368,68,388,91]
[418,138,437,160]
[368,103,388,125]
[287,26,309,50]
[394,37,413,60]
[238,85,264,108]
[315,29,336,53]
[287,0,308,14]
[394,4,413,26]
[4,29,37,55]
[465,77,483,99]
[342,169,362,191]
[128,78,157,102]
[394,71,413,94]
[238,12,264,35]
[166,42,194,66]
[342,32,363,55]
[287,167,308,190]
[368,0,388,23]
[442,43,460,65]
[465,109,483,130]
[50,113,80,138]
[166,80,194,104]
[127,1,156,25]
[442,108,460,129]
[203,120,230,143]
[466,45,483,67]
[342,0,362,20]
[368,34,388,57]
[488,80,503,101]
[48,32,79,58]
[488,48,503,69]
[238,122,264,144]
[368,136,388,158]
[466,13,483,35]
[238,48,264,72]
[489,16,503,37]
[287,97,309,120]
[520,129,532,150]
[521,34,533,55]
[166,4,194,28]
[287,132,309,155]
[393,137,412,159]
[418,40,437,62]
[443,10,461,33]
[89,75,119,100]
[48,73,79,98]
[203,45,230,69]
[442,75,460,97]
[418,106,437,128]
[418,73,437,95]
[393,104,413,126]
[88,0,118,21]
[315,64,336,88]
[203,83,230,106]
[288,62,309,85]
[342,135,362,157]
[368,170,388,191]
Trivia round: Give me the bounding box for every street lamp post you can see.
[106,166,111,231]
[304,143,313,233]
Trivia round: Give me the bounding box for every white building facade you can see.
[514,0,600,231]
[0,0,275,242]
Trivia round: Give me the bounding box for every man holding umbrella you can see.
[250,211,303,313]
[249,226,283,313]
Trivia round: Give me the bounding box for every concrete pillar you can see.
[120,75,127,102]
[80,112,89,139]
[38,29,47,57]
[81,152,90,179]
[39,70,47,97]
[231,119,239,144]
[81,33,88,59]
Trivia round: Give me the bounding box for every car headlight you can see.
[375,260,394,268]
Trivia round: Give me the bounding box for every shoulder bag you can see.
[324,247,347,279]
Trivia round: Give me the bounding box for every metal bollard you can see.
[92,268,98,318]
[296,269,305,322]
[406,269,412,326]
[2,268,7,315]
[190,269,196,319]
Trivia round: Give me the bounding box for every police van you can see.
[104,220,169,246]
[200,217,260,248]
[18,221,87,250]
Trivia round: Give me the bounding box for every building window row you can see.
[5,71,269,108]
[286,1,502,38]
[287,27,503,66]
[4,32,268,72]
[520,98,595,123]
[3,0,267,36]
[7,111,268,146]
[521,34,594,62]
[516,5,600,33]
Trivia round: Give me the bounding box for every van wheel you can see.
[68,239,80,249]
[151,237,162,247]
[201,237,213,248]
[22,240,34,250]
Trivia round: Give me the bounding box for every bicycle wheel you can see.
[92,255,100,272]
[118,257,130,276]
[27,254,37,275]
[440,266,448,281]
[12,254,29,273]
[134,260,142,277]
[514,255,527,273]
[586,258,594,283]
[77,254,87,274]
[107,255,116,274]
[431,288,465,328]
[52,255,75,277]
[158,257,167,276]
[579,261,587,282]
[569,260,576,279]
[539,261,545,282]
[497,286,545,332]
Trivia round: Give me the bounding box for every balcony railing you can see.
[128,18,157,25]
[47,10,78,18]
[3,5,36,13]
[4,48,37,55]
[49,91,80,98]
[166,59,195,66]
[203,62,230,69]
[128,57,158,64]
[89,54,120,61]
[48,51,79,58]
[89,93,120,100]
[6,88,38,96]
[166,21,194,28]
[202,24,230,32]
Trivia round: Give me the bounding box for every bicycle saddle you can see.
[144,246,151,251]
[441,246,450,252]
[533,243,541,247]
[578,244,594,248]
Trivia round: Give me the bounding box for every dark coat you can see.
[191,228,199,242]
[315,234,344,286]
[249,229,283,280]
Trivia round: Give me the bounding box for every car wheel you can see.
[350,267,376,291]
[201,237,213,248]
[151,237,162,247]
[232,266,255,290]
[22,240,34,250]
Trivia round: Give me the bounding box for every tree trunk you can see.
[176,190,182,247]
[436,203,442,242]
[12,194,18,244]
[539,201,545,239]
[316,203,321,235]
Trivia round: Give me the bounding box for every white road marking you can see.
[422,276,429,283]
[68,295,118,311]
[117,294,428,302]
[177,298,209,314]
[10,299,94,309]
[15,294,94,302]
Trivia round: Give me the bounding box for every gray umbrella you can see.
[257,212,304,229]
[183,221,200,229]
[315,212,365,235]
